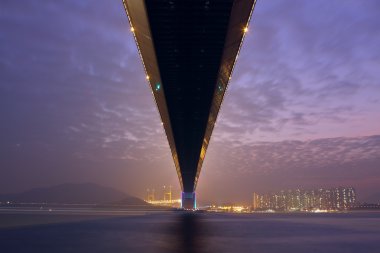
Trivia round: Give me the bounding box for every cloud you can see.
[215,0,380,142]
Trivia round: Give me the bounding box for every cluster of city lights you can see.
[207,205,250,213]
[253,187,356,211]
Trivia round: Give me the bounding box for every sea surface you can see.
[0,208,379,253]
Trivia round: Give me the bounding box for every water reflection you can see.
[166,213,206,253]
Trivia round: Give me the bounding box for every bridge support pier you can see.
[181,192,196,210]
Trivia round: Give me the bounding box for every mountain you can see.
[0,183,147,205]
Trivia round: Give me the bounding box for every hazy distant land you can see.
[0,183,163,209]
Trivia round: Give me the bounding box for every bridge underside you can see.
[123,0,255,196]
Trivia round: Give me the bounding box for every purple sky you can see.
[1,0,379,204]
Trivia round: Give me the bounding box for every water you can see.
[0,209,379,253]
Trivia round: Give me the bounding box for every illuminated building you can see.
[252,192,259,210]
[253,187,356,211]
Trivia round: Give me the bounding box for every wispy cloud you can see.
[215,0,380,142]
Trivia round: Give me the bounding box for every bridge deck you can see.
[123,0,256,194]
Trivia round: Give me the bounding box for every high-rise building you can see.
[252,192,259,210]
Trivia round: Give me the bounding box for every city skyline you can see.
[1,0,380,204]
[252,187,356,211]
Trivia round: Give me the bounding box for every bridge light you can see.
[155,82,161,91]
[130,26,135,32]
[217,82,223,92]
[243,26,248,33]
[146,75,150,80]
